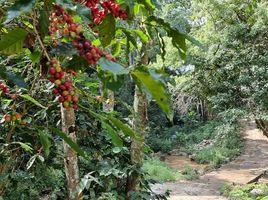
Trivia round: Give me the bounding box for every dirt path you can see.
[152,119,268,200]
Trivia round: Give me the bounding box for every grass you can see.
[143,158,199,182]
[193,147,241,167]
[169,121,243,168]
[181,166,199,180]
[221,183,268,200]
[143,158,184,182]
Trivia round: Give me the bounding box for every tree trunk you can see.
[127,47,148,198]
[61,106,79,200]
[102,89,115,112]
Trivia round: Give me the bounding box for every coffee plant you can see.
[0,0,200,199]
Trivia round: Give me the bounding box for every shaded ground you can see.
[153,119,268,200]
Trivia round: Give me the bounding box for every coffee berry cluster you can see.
[4,113,22,122]
[47,59,79,109]
[0,81,9,94]
[50,5,108,65]
[83,0,127,24]
[2,112,26,125]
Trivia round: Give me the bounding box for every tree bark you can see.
[61,106,79,200]
[127,47,148,198]
[102,89,115,112]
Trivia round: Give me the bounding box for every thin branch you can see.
[32,13,51,61]
[6,125,15,143]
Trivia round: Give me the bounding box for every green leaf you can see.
[157,31,166,62]
[26,155,37,170]
[111,41,122,57]
[56,0,92,23]
[38,130,51,157]
[79,104,106,120]
[62,55,89,72]
[98,14,115,47]
[0,68,27,88]
[133,3,149,17]
[120,0,135,11]
[37,155,45,162]
[137,0,155,12]
[169,30,187,60]
[4,0,35,23]
[39,0,53,38]
[11,142,33,153]
[98,70,124,91]
[106,115,140,140]
[51,43,78,57]
[6,73,27,88]
[147,16,204,59]
[121,28,138,48]
[131,68,173,120]
[75,4,92,23]
[79,104,140,141]
[49,126,86,158]
[98,57,129,75]
[134,29,149,43]
[102,122,123,147]
[75,172,101,198]
[0,28,28,55]
[112,147,121,153]
[26,49,41,64]
[183,34,205,50]
[56,0,74,9]
[20,94,46,109]
[30,51,41,64]
[146,16,187,60]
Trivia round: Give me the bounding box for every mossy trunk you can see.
[61,106,79,200]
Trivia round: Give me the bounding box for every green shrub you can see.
[182,121,221,144]
[3,164,65,200]
[147,137,177,153]
[191,122,243,167]
[221,183,268,200]
[218,109,247,124]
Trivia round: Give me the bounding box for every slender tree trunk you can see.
[102,89,115,112]
[127,47,148,198]
[61,106,79,200]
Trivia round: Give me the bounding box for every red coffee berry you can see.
[66,95,72,101]
[15,113,22,120]
[72,95,79,102]
[52,89,59,95]
[73,104,78,109]
[4,114,11,122]
[59,96,65,103]
[49,67,56,75]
